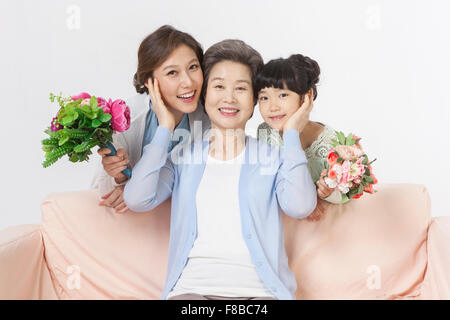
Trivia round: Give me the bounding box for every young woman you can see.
[256,54,346,220]
[90,25,210,212]
[123,40,317,300]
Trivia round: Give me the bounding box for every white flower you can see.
[338,182,352,194]
[325,177,338,188]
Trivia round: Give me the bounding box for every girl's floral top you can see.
[257,121,349,204]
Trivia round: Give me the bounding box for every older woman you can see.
[123,39,317,300]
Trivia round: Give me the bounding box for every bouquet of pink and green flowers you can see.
[324,131,378,201]
[42,92,131,177]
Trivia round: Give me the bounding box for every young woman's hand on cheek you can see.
[147,78,175,132]
[282,91,313,134]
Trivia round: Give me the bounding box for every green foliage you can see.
[58,134,69,146]
[92,119,102,127]
[331,139,339,148]
[42,93,115,168]
[42,138,59,146]
[347,133,357,145]
[42,145,73,168]
[99,112,111,122]
[73,139,100,153]
[334,131,358,146]
[362,154,369,165]
[336,131,346,145]
[341,193,349,203]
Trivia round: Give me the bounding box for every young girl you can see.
[123,40,317,300]
[256,54,347,220]
[91,25,210,212]
[255,55,450,300]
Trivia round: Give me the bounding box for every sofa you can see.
[1,183,449,299]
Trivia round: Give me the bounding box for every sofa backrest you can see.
[41,189,171,299]
[283,183,431,299]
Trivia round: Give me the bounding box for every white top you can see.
[166,150,275,299]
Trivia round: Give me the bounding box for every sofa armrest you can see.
[0,224,58,299]
[419,216,450,299]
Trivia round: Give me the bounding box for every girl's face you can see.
[258,86,302,132]
[204,60,254,132]
[148,45,203,116]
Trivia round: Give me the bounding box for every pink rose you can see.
[364,184,374,194]
[109,99,130,132]
[97,97,107,108]
[340,160,351,184]
[335,145,364,161]
[352,191,364,199]
[101,98,113,114]
[327,150,339,166]
[328,169,337,179]
[72,92,91,101]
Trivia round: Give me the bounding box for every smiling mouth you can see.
[269,115,286,121]
[177,90,196,102]
[219,107,239,116]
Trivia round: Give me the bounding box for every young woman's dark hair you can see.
[255,54,320,101]
[133,25,204,94]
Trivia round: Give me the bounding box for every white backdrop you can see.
[1,0,449,229]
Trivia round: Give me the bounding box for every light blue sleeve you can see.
[275,130,317,219]
[123,126,175,212]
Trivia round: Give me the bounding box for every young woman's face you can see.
[204,60,254,132]
[258,86,302,132]
[149,44,203,115]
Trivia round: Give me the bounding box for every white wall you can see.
[1,0,449,229]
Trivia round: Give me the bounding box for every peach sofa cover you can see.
[0,184,449,299]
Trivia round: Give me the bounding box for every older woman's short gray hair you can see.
[201,39,264,105]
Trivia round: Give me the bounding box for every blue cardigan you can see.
[123,126,317,300]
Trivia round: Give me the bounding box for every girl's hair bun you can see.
[288,54,320,99]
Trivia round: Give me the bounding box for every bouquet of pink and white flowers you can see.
[42,92,131,177]
[324,131,377,201]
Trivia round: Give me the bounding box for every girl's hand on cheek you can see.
[282,92,313,134]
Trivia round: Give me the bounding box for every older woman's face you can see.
[204,60,254,132]
[149,44,203,115]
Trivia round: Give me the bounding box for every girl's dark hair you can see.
[255,54,320,100]
[133,25,203,94]
[202,39,264,105]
